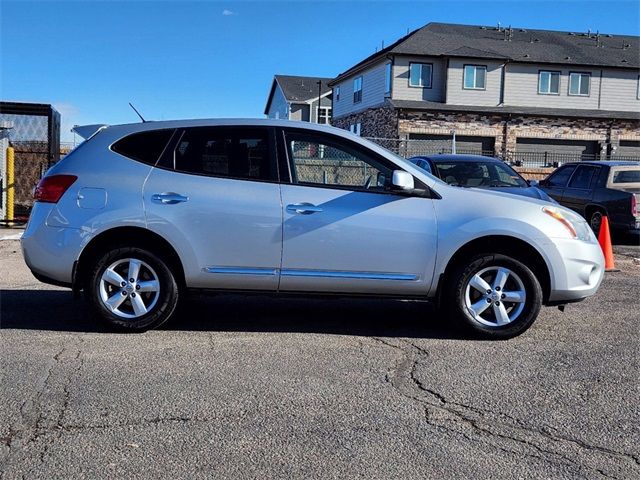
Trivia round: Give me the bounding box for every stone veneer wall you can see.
[333,105,639,159]
[331,102,399,138]
[399,111,506,152]
[398,110,640,156]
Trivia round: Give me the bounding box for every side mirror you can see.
[392,170,414,191]
[528,179,539,187]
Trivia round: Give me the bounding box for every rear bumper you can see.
[21,203,86,286]
[546,238,605,303]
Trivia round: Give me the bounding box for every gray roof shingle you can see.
[274,75,332,102]
[332,22,639,84]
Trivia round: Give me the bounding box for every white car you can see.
[22,119,604,338]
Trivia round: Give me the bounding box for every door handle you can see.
[151,192,189,205]
[286,203,323,215]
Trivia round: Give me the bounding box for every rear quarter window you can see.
[611,169,640,184]
[111,129,175,165]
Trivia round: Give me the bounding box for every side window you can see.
[463,65,487,90]
[546,165,576,187]
[538,71,560,95]
[172,127,275,181]
[112,129,175,165]
[569,72,590,96]
[285,132,392,191]
[353,76,363,103]
[568,165,598,189]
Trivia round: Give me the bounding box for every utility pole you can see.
[317,80,322,123]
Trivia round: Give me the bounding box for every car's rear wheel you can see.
[87,247,179,331]
[446,254,542,339]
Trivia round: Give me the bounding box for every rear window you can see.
[612,169,640,184]
[171,127,274,181]
[112,129,175,165]
[546,165,576,187]
[568,165,598,189]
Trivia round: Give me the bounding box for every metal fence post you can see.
[6,146,14,221]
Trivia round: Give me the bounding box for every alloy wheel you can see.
[98,258,161,319]
[464,266,527,327]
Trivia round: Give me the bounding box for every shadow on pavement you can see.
[612,230,640,247]
[0,289,463,340]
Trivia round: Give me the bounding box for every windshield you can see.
[382,149,446,184]
[433,161,528,188]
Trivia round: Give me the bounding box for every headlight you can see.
[542,206,595,242]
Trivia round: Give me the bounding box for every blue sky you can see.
[2,0,639,141]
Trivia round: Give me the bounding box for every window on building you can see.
[172,127,274,181]
[409,63,432,88]
[538,71,561,94]
[335,85,340,102]
[569,73,590,96]
[385,63,392,95]
[317,107,331,125]
[463,65,487,90]
[353,77,363,103]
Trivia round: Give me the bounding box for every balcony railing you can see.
[364,137,640,168]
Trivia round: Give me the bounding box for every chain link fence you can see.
[291,140,382,187]
[364,137,640,167]
[10,141,50,213]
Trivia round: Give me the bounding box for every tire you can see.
[87,246,180,331]
[589,210,604,234]
[445,254,543,339]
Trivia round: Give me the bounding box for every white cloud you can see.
[222,9,235,16]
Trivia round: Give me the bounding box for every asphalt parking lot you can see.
[1,235,639,479]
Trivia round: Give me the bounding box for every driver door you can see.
[278,129,438,295]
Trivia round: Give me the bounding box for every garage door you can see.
[515,138,598,166]
[407,134,495,157]
[617,140,640,160]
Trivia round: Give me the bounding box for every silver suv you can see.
[22,119,604,338]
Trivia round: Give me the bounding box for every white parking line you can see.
[0,233,23,240]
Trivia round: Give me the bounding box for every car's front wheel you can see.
[589,210,604,234]
[446,254,543,339]
[87,247,180,331]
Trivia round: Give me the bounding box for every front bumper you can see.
[546,237,605,303]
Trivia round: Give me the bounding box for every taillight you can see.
[632,195,638,217]
[34,175,77,203]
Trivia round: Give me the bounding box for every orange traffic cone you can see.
[597,215,618,272]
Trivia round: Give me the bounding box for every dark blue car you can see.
[408,154,556,203]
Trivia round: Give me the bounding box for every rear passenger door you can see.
[143,126,282,290]
[561,165,599,216]
[540,164,576,202]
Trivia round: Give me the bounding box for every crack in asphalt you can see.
[59,415,220,431]
[365,336,639,479]
[36,342,85,468]
[0,338,85,478]
[1,347,66,451]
